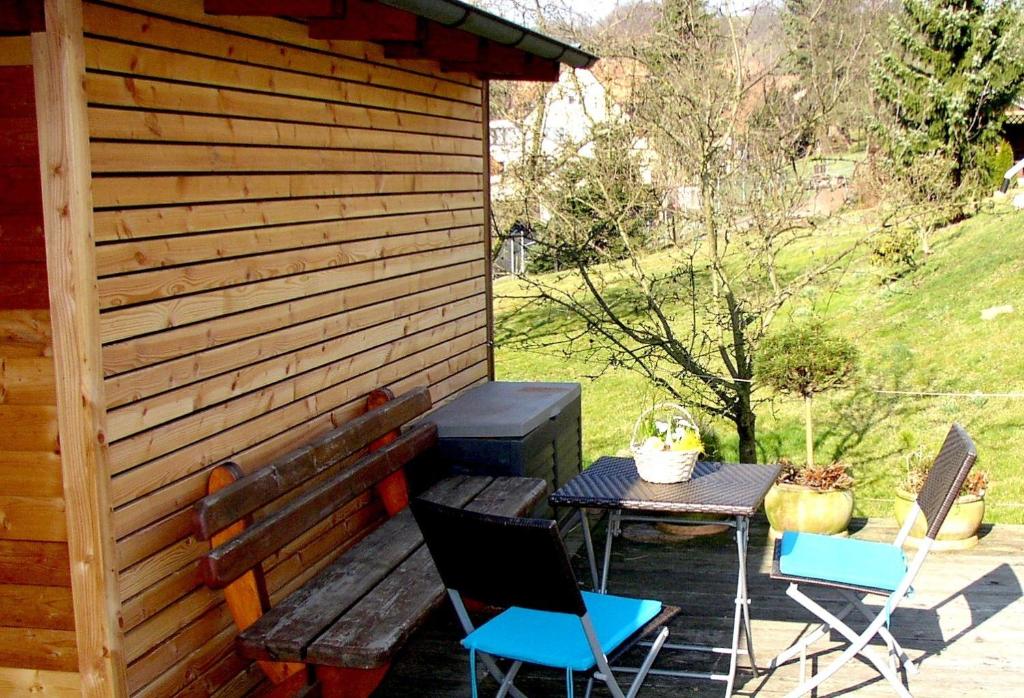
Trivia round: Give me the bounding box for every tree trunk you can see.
[804,394,814,467]
[734,389,758,464]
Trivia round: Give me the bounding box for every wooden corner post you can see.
[33,1,129,696]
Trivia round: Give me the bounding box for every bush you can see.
[980,138,1016,188]
[870,226,919,279]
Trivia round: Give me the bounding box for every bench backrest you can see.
[193,386,435,589]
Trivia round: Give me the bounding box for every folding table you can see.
[550,456,780,697]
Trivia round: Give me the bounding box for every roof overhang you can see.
[204,0,598,82]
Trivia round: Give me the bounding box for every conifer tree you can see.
[872,0,1024,186]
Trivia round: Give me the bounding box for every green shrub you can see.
[870,226,919,280]
[981,138,1016,187]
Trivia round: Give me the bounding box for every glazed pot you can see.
[893,488,985,550]
[764,482,854,539]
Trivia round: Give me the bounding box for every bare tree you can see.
[495,0,867,462]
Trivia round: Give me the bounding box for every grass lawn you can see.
[494,203,1024,524]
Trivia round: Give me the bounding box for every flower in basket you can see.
[631,404,704,483]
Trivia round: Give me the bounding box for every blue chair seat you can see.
[462,591,662,672]
[779,531,908,592]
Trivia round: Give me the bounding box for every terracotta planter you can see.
[764,482,854,539]
[893,489,985,550]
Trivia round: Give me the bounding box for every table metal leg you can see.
[579,509,601,591]
[724,516,758,697]
[599,510,620,594]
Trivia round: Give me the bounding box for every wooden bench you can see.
[192,386,548,697]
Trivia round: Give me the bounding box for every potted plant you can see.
[893,448,989,549]
[758,320,859,538]
[764,460,855,539]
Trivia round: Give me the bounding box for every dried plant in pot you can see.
[894,447,989,549]
[764,460,855,539]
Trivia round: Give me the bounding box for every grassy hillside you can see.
[494,204,1024,523]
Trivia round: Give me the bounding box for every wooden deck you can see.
[376,516,1024,697]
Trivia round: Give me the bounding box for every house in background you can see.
[1004,98,1024,164]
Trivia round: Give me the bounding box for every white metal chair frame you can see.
[768,424,978,698]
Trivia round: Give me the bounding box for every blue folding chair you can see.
[768,423,978,697]
[411,498,678,698]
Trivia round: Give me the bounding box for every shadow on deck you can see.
[376,516,1024,697]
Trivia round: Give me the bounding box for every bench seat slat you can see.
[194,387,431,540]
[305,476,548,667]
[305,545,442,669]
[201,422,437,588]
[238,475,493,661]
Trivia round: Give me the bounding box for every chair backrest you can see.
[917,423,978,540]
[410,498,586,616]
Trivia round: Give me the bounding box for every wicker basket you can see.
[630,403,701,484]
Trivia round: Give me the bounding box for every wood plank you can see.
[0,667,81,696]
[119,558,200,631]
[90,142,483,175]
[0,627,78,672]
[125,603,232,693]
[106,300,482,446]
[0,310,51,356]
[85,72,481,140]
[0,452,62,497]
[103,276,483,408]
[83,1,480,104]
[32,13,127,694]
[0,405,58,451]
[0,37,34,66]
[98,0,481,88]
[304,545,441,668]
[108,322,483,476]
[0,584,74,630]
[0,540,70,586]
[200,422,437,588]
[194,386,430,540]
[99,243,481,343]
[91,172,481,209]
[111,342,486,547]
[481,79,495,380]
[97,225,483,309]
[128,622,237,698]
[93,190,483,241]
[87,108,482,155]
[0,496,66,542]
[239,476,491,662]
[95,208,483,276]
[109,297,482,448]
[101,260,483,375]
[0,356,55,405]
[83,38,481,122]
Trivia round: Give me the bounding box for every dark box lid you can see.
[429,381,581,438]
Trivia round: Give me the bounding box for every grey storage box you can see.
[425,381,582,519]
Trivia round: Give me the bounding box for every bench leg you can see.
[315,664,390,698]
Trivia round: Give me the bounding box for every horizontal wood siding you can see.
[0,312,78,677]
[84,1,489,695]
[0,38,81,691]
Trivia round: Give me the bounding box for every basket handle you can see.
[630,402,699,448]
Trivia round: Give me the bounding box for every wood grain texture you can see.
[0,666,81,696]
[79,0,488,694]
[33,7,127,694]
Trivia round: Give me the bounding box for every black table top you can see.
[550,456,781,517]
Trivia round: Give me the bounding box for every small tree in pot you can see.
[759,320,859,467]
[759,320,859,537]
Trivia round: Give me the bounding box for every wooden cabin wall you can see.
[0,37,82,697]
[81,1,489,695]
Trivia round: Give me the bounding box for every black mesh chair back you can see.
[916,423,978,540]
[410,498,586,616]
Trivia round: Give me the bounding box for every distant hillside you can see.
[495,204,1024,523]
